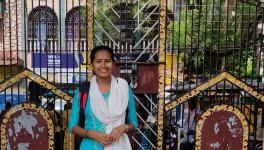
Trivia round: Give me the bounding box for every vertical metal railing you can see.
[0,0,263,150]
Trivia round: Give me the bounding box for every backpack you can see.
[75,82,90,150]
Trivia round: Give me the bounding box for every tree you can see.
[167,0,259,77]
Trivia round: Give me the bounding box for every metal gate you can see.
[0,0,263,150]
[158,0,264,149]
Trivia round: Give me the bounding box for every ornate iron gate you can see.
[158,0,264,149]
[0,0,263,150]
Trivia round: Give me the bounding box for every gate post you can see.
[157,0,167,149]
[87,0,94,78]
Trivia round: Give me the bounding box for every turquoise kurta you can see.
[69,86,138,150]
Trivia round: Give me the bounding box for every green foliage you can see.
[94,3,122,41]
[94,0,150,42]
[167,0,259,76]
[167,0,255,49]
[228,48,257,77]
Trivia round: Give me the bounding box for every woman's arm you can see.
[68,88,80,133]
[68,88,90,137]
[125,86,139,129]
[72,126,88,137]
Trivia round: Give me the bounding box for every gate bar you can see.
[157,0,167,148]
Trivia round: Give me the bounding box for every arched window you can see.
[28,6,58,39]
[28,6,58,51]
[65,6,86,39]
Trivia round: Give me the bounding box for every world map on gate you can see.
[201,110,244,150]
[3,109,50,150]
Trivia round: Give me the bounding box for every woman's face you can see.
[92,50,114,79]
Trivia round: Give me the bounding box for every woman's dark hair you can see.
[90,45,115,63]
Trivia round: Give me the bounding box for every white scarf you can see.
[90,75,132,150]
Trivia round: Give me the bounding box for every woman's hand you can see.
[108,125,127,143]
[88,130,110,146]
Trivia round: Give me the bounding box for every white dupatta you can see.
[89,75,132,150]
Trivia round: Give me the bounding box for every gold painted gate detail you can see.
[157,71,264,149]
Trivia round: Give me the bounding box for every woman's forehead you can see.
[94,50,111,57]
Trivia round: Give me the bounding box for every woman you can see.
[69,45,138,150]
